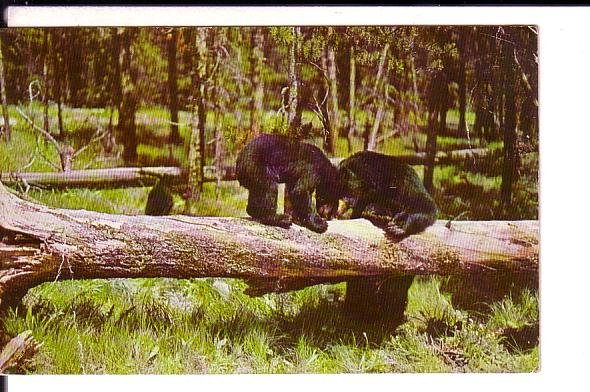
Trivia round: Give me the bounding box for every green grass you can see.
[0,103,539,374]
[1,277,539,374]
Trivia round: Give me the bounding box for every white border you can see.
[5,6,550,27]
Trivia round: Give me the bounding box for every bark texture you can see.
[0,182,538,310]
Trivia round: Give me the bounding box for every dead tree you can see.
[1,182,538,320]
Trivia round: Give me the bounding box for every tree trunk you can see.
[110,28,123,111]
[0,181,539,312]
[367,73,387,151]
[326,43,339,155]
[250,27,264,138]
[458,30,467,136]
[41,31,50,135]
[344,275,414,325]
[49,29,66,138]
[287,27,302,131]
[117,29,138,165]
[63,29,84,107]
[185,28,209,212]
[283,27,303,217]
[196,28,207,190]
[409,53,421,150]
[366,44,390,151]
[212,28,227,200]
[214,111,225,200]
[167,28,180,144]
[373,43,390,97]
[347,45,356,153]
[423,111,438,193]
[501,37,519,214]
[0,33,10,141]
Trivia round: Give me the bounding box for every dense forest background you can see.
[0,26,538,220]
[0,26,539,374]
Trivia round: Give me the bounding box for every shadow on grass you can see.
[500,322,539,353]
[441,272,538,313]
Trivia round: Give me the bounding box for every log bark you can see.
[0,181,538,310]
[0,148,492,190]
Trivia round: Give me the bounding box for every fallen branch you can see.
[0,181,538,310]
[0,165,234,189]
[0,330,42,373]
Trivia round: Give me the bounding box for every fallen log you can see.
[0,165,235,189]
[0,148,491,190]
[0,181,538,312]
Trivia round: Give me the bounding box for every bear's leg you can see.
[350,198,368,219]
[344,275,414,326]
[386,211,437,238]
[246,182,292,228]
[287,184,328,233]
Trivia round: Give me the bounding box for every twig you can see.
[307,61,329,83]
[15,106,61,152]
[72,127,109,160]
[34,136,61,171]
[28,80,41,102]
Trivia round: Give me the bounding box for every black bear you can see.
[145,178,174,216]
[338,150,438,324]
[338,150,438,239]
[236,133,340,233]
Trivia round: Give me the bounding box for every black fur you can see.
[338,151,437,238]
[236,134,340,233]
[145,179,174,216]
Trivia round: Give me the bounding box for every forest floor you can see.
[0,104,539,373]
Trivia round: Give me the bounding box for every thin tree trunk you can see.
[367,70,389,151]
[214,111,225,200]
[250,27,264,138]
[287,26,302,131]
[366,43,390,151]
[347,45,356,153]
[167,28,180,144]
[458,30,467,136]
[111,28,122,111]
[184,28,208,213]
[501,37,519,213]
[212,28,227,200]
[409,53,421,150]
[373,43,390,97]
[52,30,64,138]
[0,34,10,141]
[423,111,438,193]
[41,31,50,134]
[326,43,339,155]
[284,27,303,217]
[118,29,138,165]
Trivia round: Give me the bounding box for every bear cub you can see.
[338,150,437,238]
[236,134,340,233]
